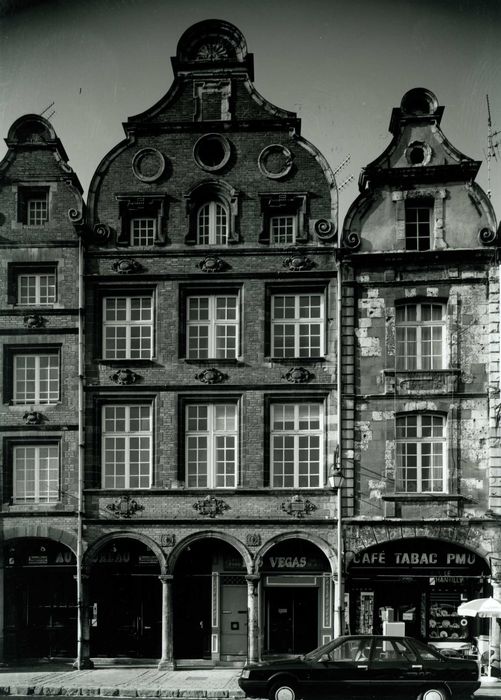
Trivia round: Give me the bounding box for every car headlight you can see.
[240,669,251,679]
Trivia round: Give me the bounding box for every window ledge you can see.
[383,368,460,394]
[266,356,327,364]
[382,494,467,502]
[96,358,157,365]
[4,503,71,512]
[183,358,243,366]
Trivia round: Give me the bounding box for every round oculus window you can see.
[258,144,293,179]
[405,141,432,166]
[194,134,231,171]
[132,148,166,182]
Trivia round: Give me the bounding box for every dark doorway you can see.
[265,587,318,654]
[89,538,161,658]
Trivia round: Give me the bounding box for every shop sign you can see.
[28,555,48,565]
[92,550,131,564]
[263,555,326,571]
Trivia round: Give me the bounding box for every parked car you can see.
[238,635,480,700]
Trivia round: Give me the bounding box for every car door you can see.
[367,638,422,698]
[309,637,374,698]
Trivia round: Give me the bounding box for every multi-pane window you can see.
[102,405,152,489]
[405,204,431,251]
[270,403,323,488]
[197,201,228,245]
[395,302,445,370]
[396,414,446,493]
[13,445,59,503]
[130,217,156,246]
[17,272,56,305]
[13,353,59,404]
[185,403,238,488]
[27,196,48,226]
[271,215,295,245]
[187,295,238,359]
[103,296,153,359]
[271,293,324,357]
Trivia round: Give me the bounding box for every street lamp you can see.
[329,460,344,638]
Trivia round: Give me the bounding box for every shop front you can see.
[4,538,77,659]
[89,538,162,658]
[260,539,333,656]
[347,538,490,648]
[173,538,248,662]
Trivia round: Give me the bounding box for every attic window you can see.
[194,134,231,171]
[18,187,49,226]
[193,80,232,122]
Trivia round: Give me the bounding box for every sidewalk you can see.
[0,663,499,698]
[0,663,243,698]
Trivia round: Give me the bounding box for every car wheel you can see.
[417,688,450,700]
[268,680,298,700]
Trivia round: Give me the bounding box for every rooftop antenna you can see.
[40,102,55,117]
[334,154,351,176]
[46,110,56,121]
[486,94,500,199]
[338,174,354,191]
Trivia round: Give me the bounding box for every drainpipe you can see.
[334,256,344,637]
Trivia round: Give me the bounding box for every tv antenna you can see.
[334,154,351,176]
[338,175,354,191]
[486,94,500,199]
[40,102,54,117]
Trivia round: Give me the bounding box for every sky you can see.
[0,0,500,225]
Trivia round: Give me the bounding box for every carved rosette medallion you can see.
[110,368,139,385]
[283,254,314,272]
[258,144,293,180]
[193,494,230,518]
[246,533,262,547]
[198,256,228,273]
[283,367,314,384]
[112,259,143,274]
[106,495,144,519]
[195,368,227,384]
[160,534,176,548]
[281,494,317,519]
[196,42,229,61]
[23,410,44,425]
[24,314,45,329]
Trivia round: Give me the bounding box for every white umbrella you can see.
[457,597,501,678]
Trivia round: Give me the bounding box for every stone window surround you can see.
[258,192,309,245]
[12,182,57,229]
[392,188,447,251]
[115,194,168,247]
[3,343,62,405]
[193,79,232,122]
[3,437,61,506]
[7,262,58,307]
[184,180,239,245]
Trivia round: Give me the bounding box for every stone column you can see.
[73,573,94,669]
[158,574,174,670]
[246,574,260,663]
[490,578,501,675]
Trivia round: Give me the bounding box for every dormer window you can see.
[405,202,432,251]
[271,215,296,245]
[18,187,49,226]
[131,217,156,246]
[197,201,228,245]
[116,195,166,246]
[259,193,308,245]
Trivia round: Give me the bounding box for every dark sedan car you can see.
[238,635,480,700]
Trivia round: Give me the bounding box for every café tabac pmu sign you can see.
[348,538,489,577]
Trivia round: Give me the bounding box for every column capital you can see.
[245,574,260,583]
[159,574,174,583]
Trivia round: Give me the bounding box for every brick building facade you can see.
[0,20,500,670]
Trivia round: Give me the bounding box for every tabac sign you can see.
[348,538,489,577]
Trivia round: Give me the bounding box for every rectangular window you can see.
[13,444,59,503]
[185,403,238,488]
[27,196,48,226]
[187,295,238,359]
[103,295,153,359]
[130,217,156,246]
[405,204,431,251]
[271,215,296,245]
[13,353,59,404]
[17,271,56,305]
[271,293,324,358]
[396,302,445,370]
[102,405,152,488]
[270,403,323,488]
[396,414,446,493]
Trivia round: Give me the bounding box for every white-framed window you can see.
[395,302,445,370]
[405,204,432,251]
[102,405,152,489]
[185,403,238,488]
[197,201,228,245]
[103,295,153,359]
[13,353,59,404]
[13,444,59,503]
[187,294,238,359]
[270,402,323,488]
[27,196,48,226]
[396,414,446,493]
[17,271,56,305]
[130,217,156,246]
[271,293,324,358]
[271,215,296,245]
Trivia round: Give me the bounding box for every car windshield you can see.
[411,639,444,661]
[304,637,373,662]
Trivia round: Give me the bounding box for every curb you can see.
[0,688,245,698]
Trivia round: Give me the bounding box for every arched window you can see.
[197,201,228,245]
[396,414,446,493]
